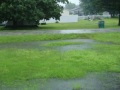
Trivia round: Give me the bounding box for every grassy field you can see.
[0,34,89,43]
[0,17,120,89]
[0,33,120,44]
[39,18,120,30]
[0,18,119,30]
[43,41,82,46]
[0,32,120,85]
[0,44,120,85]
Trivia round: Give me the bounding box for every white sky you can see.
[68,0,79,5]
[59,0,80,6]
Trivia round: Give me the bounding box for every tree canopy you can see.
[65,2,77,10]
[0,0,68,27]
[80,0,120,26]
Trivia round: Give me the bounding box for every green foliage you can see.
[65,2,77,10]
[80,0,103,15]
[0,0,68,26]
[80,0,120,25]
[80,0,120,15]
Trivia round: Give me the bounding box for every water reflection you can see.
[0,39,95,51]
[1,73,120,90]
[0,39,120,90]
[0,29,120,36]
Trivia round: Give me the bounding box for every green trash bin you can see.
[98,21,104,28]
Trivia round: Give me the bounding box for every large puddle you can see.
[0,39,96,51]
[1,73,120,90]
[0,39,119,90]
[0,29,120,36]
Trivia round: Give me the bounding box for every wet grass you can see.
[0,32,120,44]
[0,32,120,85]
[40,18,116,29]
[91,33,120,44]
[0,18,119,30]
[43,41,82,46]
[0,44,120,85]
[0,34,89,43]
[39,20,98,30]
[39,18,120,30]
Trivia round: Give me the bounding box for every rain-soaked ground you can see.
[1,73,120,90]
[0,39,95,51]
[0,29,120,36]
[0,38,120,90]
[0,28,120,90]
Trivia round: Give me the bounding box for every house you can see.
[40,9,78,23]
[61,9,69,16]
[69,7,83,16]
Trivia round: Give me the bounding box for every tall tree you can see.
[80,0,120,26]
[65,2,76,10]
[0,0,68,27]
[80,0,103,15]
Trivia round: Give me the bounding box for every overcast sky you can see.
[68,0,79,5]
[59,0,80,6]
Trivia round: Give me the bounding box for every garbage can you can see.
[98,21,104,28]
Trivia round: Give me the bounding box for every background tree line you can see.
[80,0,120,26]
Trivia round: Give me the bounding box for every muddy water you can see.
[0,39,95,51]
[1,73,120,90]
[0,29,120,36]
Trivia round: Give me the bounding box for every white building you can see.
[40,9,78,23]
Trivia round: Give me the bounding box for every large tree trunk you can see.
[118,14,120,26]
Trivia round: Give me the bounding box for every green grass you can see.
[0,18,119,30]
[0,44,120,85]
[0,32,120,85]
[90,32,120,44]
[0,34,89,43]
[38,18,120,30]
[43,41,82,46]
[39,20,98,30]
[0,32,120,44]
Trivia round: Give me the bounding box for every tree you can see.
[100,0,119,18]
[80,0,120,26]
[65,2,77,10]
[0,0,68,27]
[80,0,103,15]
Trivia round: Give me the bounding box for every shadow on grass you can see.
[39,26,58,30]
[0,26,61,31]
[0,25,42,30]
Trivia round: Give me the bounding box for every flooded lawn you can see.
[0,29,120,36]
[0,39,95,51]
[1,73,120,90]
[0,38,120,90]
